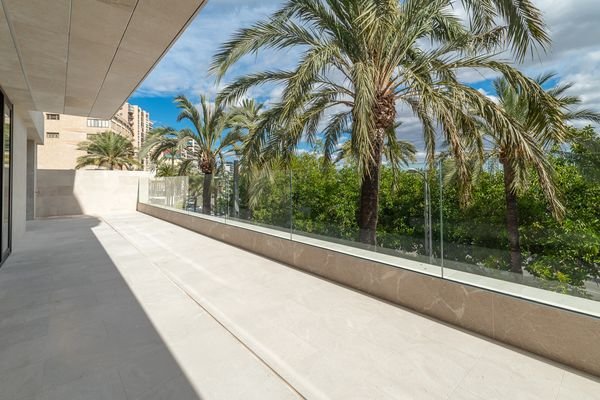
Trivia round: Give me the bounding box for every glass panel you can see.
[147,177,167,207]
[225,159,292,236]
[290,154,441,275]
[290,154,361,246]
[375,162,442,271]
[440,156,600,303]
[165,176,188,211]
[226,160,240,221]
[2,100,11,257]
[135,141,600,314]
[145,176,188,211]
[185,175,202,213]
[185,171,227,223]
[440,156,532,282]
[213,169,229,219]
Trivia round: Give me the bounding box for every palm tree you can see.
[140,126,195,176]
[227,99,266,169]
[140,126,180,169]
[227,99,267,214]
[228,99,264,134]
[487,74,600,273]
[155,161,178,177]
[76,131,139,170]
[335,122,417,185]
[211,0,553,245]
[175,95,239,214]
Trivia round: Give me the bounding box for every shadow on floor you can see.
[0,216,204,400]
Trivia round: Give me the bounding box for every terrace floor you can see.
[1,212,599,399]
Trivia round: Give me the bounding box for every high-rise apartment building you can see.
[38,102,152,170]
[118,103,152,157]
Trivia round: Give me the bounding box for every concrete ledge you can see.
[138,202,600,377]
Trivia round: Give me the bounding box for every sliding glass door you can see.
[0,90,12,263]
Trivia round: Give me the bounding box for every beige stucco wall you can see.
[38,114,111,170]
[12,113,27,241]
[37,170,150,218]
[38,105,150,170]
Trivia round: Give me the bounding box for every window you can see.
[46,113,60,120]
[86,133,97,140]
[86,119,110,128]
[46,132,59,139]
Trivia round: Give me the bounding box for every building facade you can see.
[38,102,152,170]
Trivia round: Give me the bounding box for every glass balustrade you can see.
[138,153,600,316]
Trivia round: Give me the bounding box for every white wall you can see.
[36,170,150,218]
[12,113,27,241]
[26,140,36,220]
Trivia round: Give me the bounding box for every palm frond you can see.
[76,131,138,170]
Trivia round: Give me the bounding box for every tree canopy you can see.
[76,131,139,170]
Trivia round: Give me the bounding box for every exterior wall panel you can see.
[11,112,25,240]
[37,170,150,217]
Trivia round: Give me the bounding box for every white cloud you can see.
[477,88,499,104]
[136,0,600,149]
[136,0,289,100]
[413,0,600,150]
[514,0,600,130]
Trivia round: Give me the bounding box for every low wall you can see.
[37,170,150,218]
[138,202,600,377]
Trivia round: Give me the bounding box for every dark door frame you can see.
[0,87,14,265]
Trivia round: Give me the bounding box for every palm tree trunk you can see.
[358,90,396,246]
[358,128,385,245]
[202,173,212,214]
[502,161,523,274]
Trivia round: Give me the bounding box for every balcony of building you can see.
[1,211,598,399]
[1,0,599,398]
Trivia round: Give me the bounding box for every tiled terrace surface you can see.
[1,213,599,399]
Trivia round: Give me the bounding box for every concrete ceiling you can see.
[0,0,206,123]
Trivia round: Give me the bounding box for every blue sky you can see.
[130,0,286,128]
[129,0,600,155]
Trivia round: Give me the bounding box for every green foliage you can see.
[377,168,432,254]
[521,154,600,287]
[565,125,600,182]
[441,145,600,288]
[211,0,552,206]
[239,145,600,292]
[237,167,292,229]
[76,131,139,170]
[156,162,178,177]
[291,154,360,239]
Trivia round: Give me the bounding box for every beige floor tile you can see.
[105,212,600,400]
[0,216,300,400]
[39,370,127,400]
[454,354,563,400]
[3,213,598,400]
[0,362,44,400]
[556,371,600,400]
